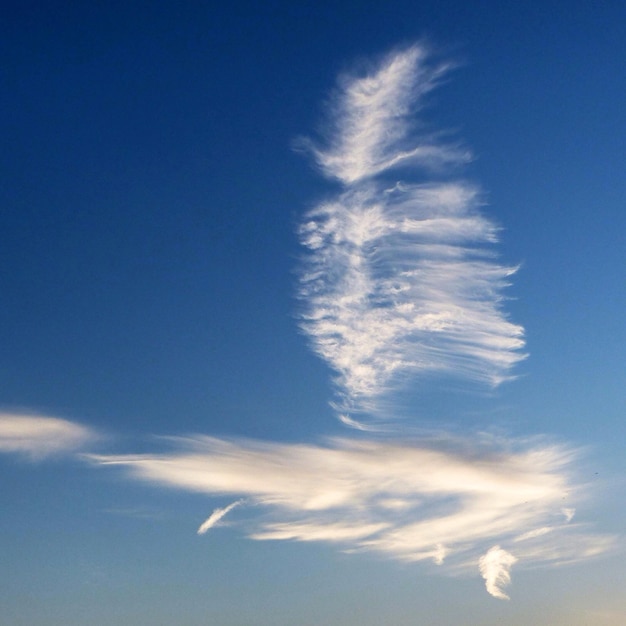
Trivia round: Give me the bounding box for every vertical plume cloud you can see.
[479,545,518,600]
[299,45,526,419]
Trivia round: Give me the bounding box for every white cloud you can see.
[87,433,611,597]
[337,413,381,432]
[197,499,244,535]
[299,45,526,419]
[3,44,610,604]
[310,45,468,184]
[0,412,97,459]
[479,545,517,600]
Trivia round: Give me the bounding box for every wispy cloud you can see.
[309,45,467,184]
[299,45,526,419]
[87,432,612,598]
[479,545,517,600]
[197,499,244,535]
[3,44,611,602]
[0,412,97,459]
[81,47,611,598]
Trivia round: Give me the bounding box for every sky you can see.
[1,1,625,625]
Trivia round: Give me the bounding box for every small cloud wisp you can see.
[197,499,244,535]
[479,545,518,600]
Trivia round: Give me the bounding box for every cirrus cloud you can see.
[299,45,526,420]
[2,43,613,603]
[86,432,612,598]
[0,412,97,459]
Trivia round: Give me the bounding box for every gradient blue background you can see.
[1,2,625,624]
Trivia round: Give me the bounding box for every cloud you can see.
[3,44,611,603]
[337,413,381,432]
[310,45,467,184]
[87,432,612,596]
[198,499,244,535]
[0,412,97,459]
[479,545,517,600]
[299,45,526,419]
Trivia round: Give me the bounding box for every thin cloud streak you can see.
[299,46,526,419]
[0,412,97,459]
[197,499,244,535]
[87,433,612,597]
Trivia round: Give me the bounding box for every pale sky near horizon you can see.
[1,2,625,625]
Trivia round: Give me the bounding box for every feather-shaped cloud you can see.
[300,46,526,419]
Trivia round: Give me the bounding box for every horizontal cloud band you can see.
[0,413,612,599]
[87,432,611,599]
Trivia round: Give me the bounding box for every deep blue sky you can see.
[1,2,625,624]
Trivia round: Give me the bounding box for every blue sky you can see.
[1,2,625,624]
